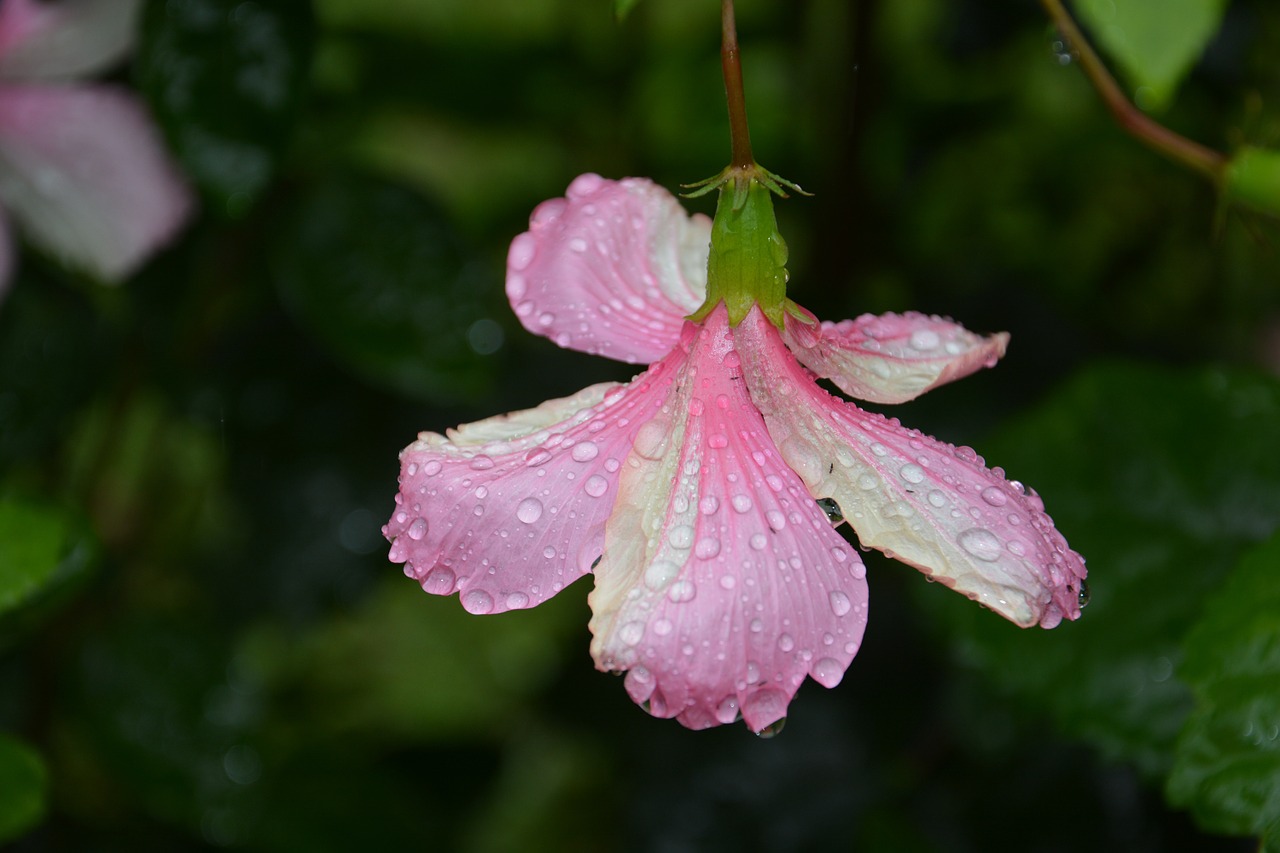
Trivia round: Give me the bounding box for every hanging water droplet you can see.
[811,657,844,688]
[462,589,495,614]
[816,497,844,526]
[756,717,786,738]
[1077,578,1091,608]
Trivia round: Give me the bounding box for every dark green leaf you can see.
[919,363,1280,776]
[136,0,315,218]
[1073,0,1228,109]
[1166,531,1280,843]
[0,496,93,636]
[0,733,47,843]
[271,173,498,403]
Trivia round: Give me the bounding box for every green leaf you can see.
[271,173,498,404]
[0,496,93,633]
[135,0,315,218]
[0,734,47,843]
[1073,0,1228,109]
[1166,530,1280,844]
[1224,147,1280,218]
[615,0,644,21]
[919,363,1280,777]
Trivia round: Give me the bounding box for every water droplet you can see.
[829,591,852,616]
[722,351,742,369]
[981,486,1008,507]
[778,633,795,652]
[584,475,609,498]
[958,528,1002,562]
[780,438,823,487]
[516,498,544,524]
[731,494,753,513]
[619,621,645,645]
[1077,578,1091,608]
[644,560,679,590]
[505,591,530,609]
[766,510,786,531]
[470,455,495,470]
[568,237,588,253]
[422,460,443,477]
[909,329,941,351]
[542,545,556,558]
[756,717,787,738]
[715,696,741,724]
[699,495,720,515]
[749,533,768,550]
[572,441,599,462]
[633,421,668,460]
[811,657,844,688]
[708,433,728,449]
[899,463,925,484]
[668,525,695,549]
[926,490,948,508]
[407,518,429,540]
[668,580,696,602]
[695,537,721,559]
[688,398,705,417]
[653,618,673,636]
[462,589,494,614]
[423,566,455,594]
[870,442,888,457]
[816,497,844,526]
[765,475,784,493]
[857,473,879,491]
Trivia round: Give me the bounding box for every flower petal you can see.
[0,84,192,281]
[0,207,12,298]
[0,0,140,81]
[386,360,678,616]
[507,173,711,364]
[589,307,868,732]
[783,307,1009,404]
[741,309,1085,629]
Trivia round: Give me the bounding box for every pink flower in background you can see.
[385,174,1087,733]
[0,0,191,298]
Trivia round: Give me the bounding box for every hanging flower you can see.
[385,171,1087,733]
[0,0,192,299]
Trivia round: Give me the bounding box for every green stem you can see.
[1040,0,1226,180]
[721,0,754,169]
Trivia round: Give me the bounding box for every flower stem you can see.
[721,0,755,169]
[1040,0,1226,180]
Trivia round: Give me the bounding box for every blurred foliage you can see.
[0,0,1278,850]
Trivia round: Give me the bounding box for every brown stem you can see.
[1040,0,1226,180]
[722,0,755,168]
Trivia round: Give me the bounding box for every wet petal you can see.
[0,85,193,281]
[784,307,1009,404]
[507,173,711,364]
[589,307,868,732]
[0,0,140,81]
[741,309,1085,629]
[386,361,678,616]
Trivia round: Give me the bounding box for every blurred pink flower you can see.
[385,174,1087,733]
[0,0,191,298]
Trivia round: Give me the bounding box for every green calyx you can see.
[686,163,807,328]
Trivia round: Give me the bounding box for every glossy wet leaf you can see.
[920,363,1280,777]
[0,733,47,843]
[1074,0,1228,109]
[1166,531,1280,845]
[272,174,498,404]
[135,0,314,218]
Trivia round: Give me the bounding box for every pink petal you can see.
[741,309,1085,629]
[783,307,1009,404]
[507,173,711,364]
[0,84,192,282]
[386,363,678,616]
[0,208,12,298]
[0,0,140,81]
[589,306,868,733]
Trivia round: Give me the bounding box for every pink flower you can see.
[385,173,1087,733]
[0,0,192,299]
